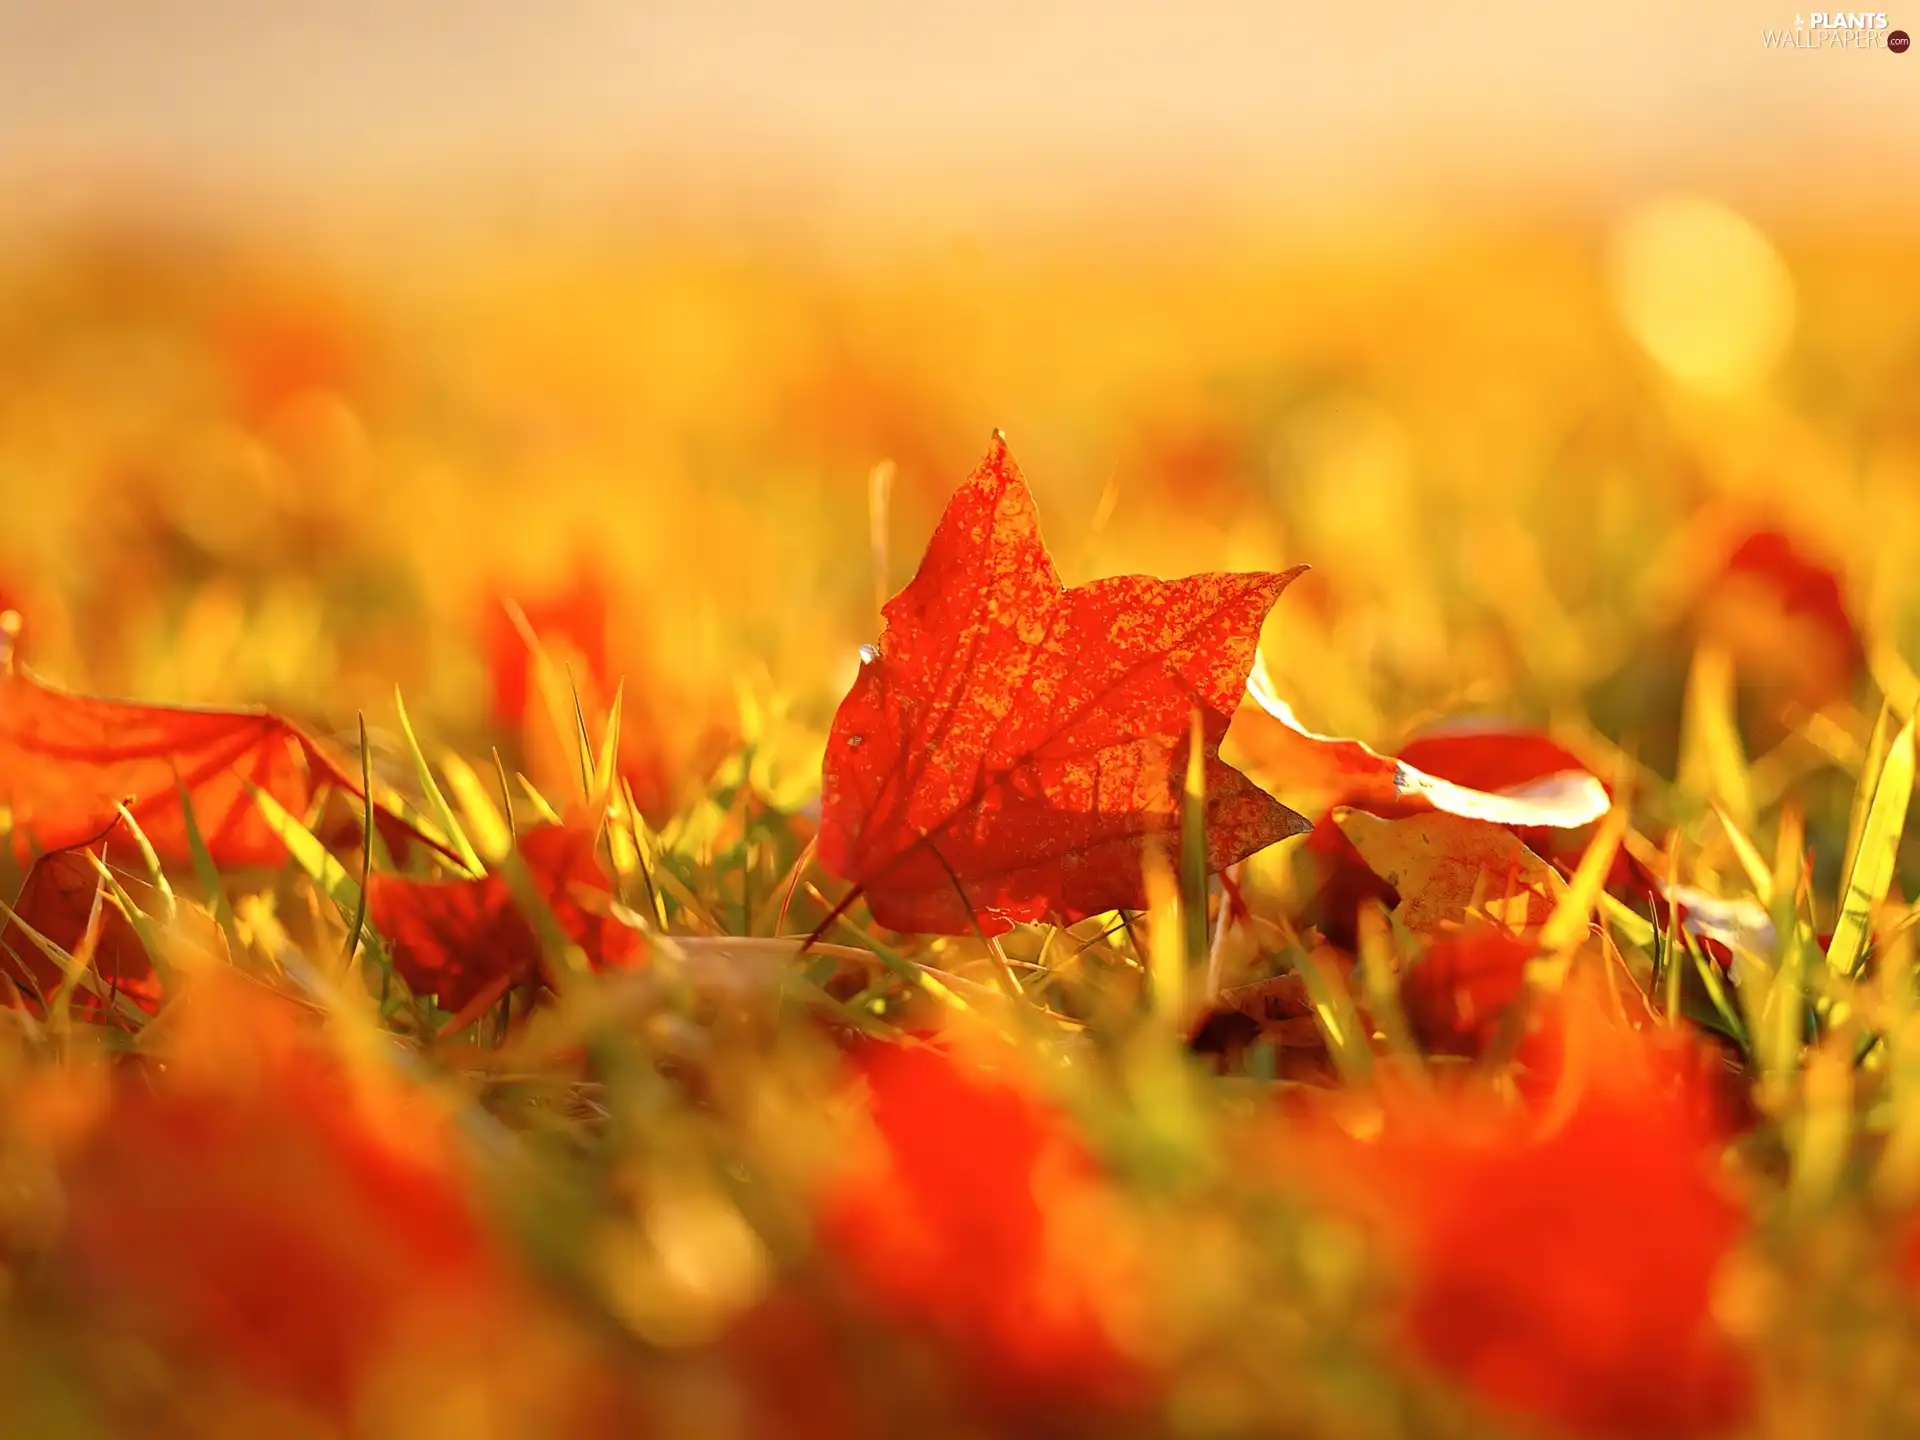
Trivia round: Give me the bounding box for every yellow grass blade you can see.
[394,689,484,877]
[1827,714,1915,979]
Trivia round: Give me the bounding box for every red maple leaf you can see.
[820,435,1308,935]
[366,823,643,1015]
[0,657,418,869]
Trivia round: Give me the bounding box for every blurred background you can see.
[0,0,1916,819]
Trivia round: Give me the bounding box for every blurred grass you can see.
[0,215,1913,729]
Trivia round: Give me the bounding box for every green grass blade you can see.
[83,853,176,993]
[394,688,484,876]
[247,781,399,991]
[345,713,375,968]
[176,778,245,961]
[1288,934,1372,1085]
[1713,802,1773,905]
[1828,715,1916,979]
[1841,702,1894,901]
[112,802,176,923]
[440,749,513,862]
[1179,707,1210,972]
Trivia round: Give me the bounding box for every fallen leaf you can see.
[1187,970,1340,1082]
[0,656,409,868]
[1293,810,1402,951]
[1393,724,1606,810]
[1333,810,1564,937]
[367,822,643,1014]
[57,971,530,1424]
[1293,987,1754,1437]
[0,824,190,1019]
[820,434,1308,935]
[816,1027,1152,1413]
[1400,928,1540,1060]
[1241,656,1609,830]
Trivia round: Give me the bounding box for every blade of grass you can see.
[394,689,484,876]
[7,896,79,1027]
[753,833,818,938]
[1662,836,1686,1024]
[1679,644,1753,828]
[801,880,969,1012]
[591,682,625,814]
[1538,806,1630,965]
[111,802,176,923]
[1713,802,1774,905]
[620,778,668,929]
[1680,924,1750,1051]
[1141,849,1186,1026]
[1841,702,1895,894]
[516,775,563,827]
[502,596,595,805]
[83,853,176,989]
[440,749,513,862]
[248,781,401,999]
[1179,707,1210,972]
[1282,927,1371,1085]
[1202,863,1239,1001]
[176,778,244,962]
[1599,890,1657,950]
[1355,901,1423,1080]
[564,666,595,802]
[1828,714,1916,980]
[344,714,375,968]
[1873,926,1920,1201]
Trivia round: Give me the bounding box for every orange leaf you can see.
[0,658,412,869]
[367,823,642,1014]
[820,435,1308,935]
